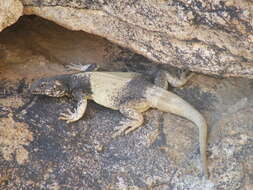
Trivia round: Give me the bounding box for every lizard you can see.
[30,63,208,178]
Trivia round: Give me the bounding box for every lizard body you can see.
[31,67,208,178]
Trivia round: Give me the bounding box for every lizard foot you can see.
[58,109,80,123]
[66,63,98,72]
[112,120,141,138]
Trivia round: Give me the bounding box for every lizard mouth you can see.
[31,89,66,97]
[30,89,53,96]
[30,89,42,94]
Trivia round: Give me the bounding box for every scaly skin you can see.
[30,68,208,178]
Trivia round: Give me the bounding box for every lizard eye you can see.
[40,83,46,88]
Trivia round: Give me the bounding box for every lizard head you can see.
[30,78,69,97]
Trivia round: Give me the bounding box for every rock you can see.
[0,113,33,165]
[0,0,253,77]
[0,17,252,189]
[20,0,253,78]
[0,0,23,31]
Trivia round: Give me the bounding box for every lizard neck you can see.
[67,73,92,96]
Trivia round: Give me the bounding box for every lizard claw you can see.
[112,120,136,138]
[66,63,98,72]
[59,109,79,123]
[66,63,83,70]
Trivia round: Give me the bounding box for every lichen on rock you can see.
[0,114,33,164]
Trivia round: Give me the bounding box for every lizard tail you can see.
[145,86,208,178]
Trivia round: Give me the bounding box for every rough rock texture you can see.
[19,0,253,78]
[0,16,252,190]
[1,0,253,77]
[0,0,23,31]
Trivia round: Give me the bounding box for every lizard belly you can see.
[92,92,120,110]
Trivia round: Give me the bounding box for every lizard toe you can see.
[59,115,76,123]
[59,111,76,123]
[112,123,131,138]
[124,126,137,135]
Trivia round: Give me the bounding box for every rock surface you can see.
[0,0,253,77]
[0,0,23,31]
[0,16,252,190]
[20,0,253,78]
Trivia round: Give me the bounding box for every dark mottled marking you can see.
[68,73,92,99]
[118,75,153,105]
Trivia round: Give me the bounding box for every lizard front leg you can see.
[59,97,88,123]
[112,100,145,138]
[155,69,194,88]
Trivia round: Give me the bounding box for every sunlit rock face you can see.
[0,0,23,31]
[20,0,253,78]
[1,0,253,77]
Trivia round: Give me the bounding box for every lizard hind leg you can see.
[112,103,144,138]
